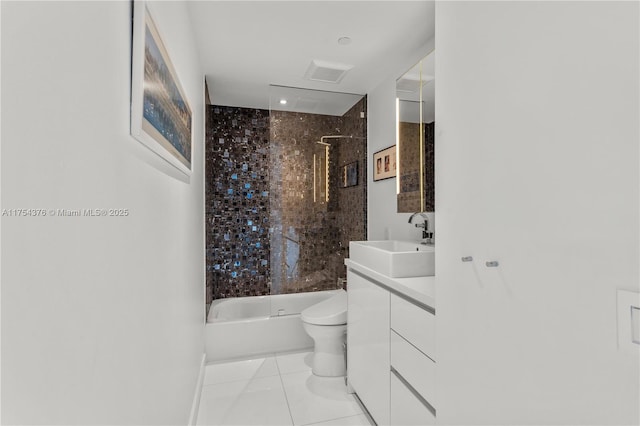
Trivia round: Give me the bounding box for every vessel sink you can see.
[349,240,435,278]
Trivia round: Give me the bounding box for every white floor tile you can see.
[281,371,362,426]
[197,375,293,426]
[203,356,279,386]
[305,414,372,426]
[275,350,313,375]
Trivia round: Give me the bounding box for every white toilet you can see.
[301,290,348,377]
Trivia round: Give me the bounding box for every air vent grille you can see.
[304,60,353,84]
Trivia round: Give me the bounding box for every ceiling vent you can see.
[304,60,353,84]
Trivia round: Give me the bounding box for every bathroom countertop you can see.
[345,259,435,311]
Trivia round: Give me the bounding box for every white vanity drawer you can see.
[390,293,435,360]
[390,371,436,425]
[391,330,436,405]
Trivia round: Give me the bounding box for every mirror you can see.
[396,51,435,213]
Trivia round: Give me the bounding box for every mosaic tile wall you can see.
[269,110,343,294]
[205,100,367,311]
[336,99,368,263]
[205,106,271,309]
[270,99,367,294]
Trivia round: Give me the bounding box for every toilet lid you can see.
[301,290,347,325]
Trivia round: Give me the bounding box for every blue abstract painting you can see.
[140,7,192,169]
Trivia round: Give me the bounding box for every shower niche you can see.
[205,86,367,312]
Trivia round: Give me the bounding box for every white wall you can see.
[367,38,435,243]
[436,1,639,424]
[1,1,205,424]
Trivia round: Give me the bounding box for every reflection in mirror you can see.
[396,51,435,213]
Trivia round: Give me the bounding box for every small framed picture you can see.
[131,0,192,176]
[373,145,396,181]
[343,161,359,188]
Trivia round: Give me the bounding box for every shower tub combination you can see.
[205,289,343,362]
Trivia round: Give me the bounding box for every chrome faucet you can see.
[408,212,434,245]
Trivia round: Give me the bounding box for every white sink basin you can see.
[349,240,435,278]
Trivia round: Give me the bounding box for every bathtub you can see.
[205,289,343,362]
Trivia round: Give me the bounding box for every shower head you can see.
[315,134,365,146]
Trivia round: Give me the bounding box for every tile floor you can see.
[196,350,372,426]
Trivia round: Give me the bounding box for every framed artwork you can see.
[373,145,396,181]
[131,1,192,175]
[342,161,359,188]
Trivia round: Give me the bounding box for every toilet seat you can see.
[301,290,347,326]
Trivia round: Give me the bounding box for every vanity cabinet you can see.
[390,294,437,425]
[390,294,435,358]
[347,269,390,425]
[391,370,436,425]
[346,261,436,426]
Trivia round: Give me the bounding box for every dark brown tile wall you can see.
[269,110,342,294]
[205,99,367,313]
[336,98,368,268]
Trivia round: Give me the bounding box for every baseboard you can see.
[188,353,207,426]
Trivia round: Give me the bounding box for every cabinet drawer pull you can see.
[461,256,473,262]
[485,261,499,267]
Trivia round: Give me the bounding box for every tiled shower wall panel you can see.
[205,106,271,308]
[269,110,343,294]
[336,98,367,266]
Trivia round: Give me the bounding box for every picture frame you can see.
[342,161,359,188]
[131,1,192,176]
[373,145,396,181]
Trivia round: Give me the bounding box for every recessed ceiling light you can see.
[338,37,351,46]
[279,99,287,105]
